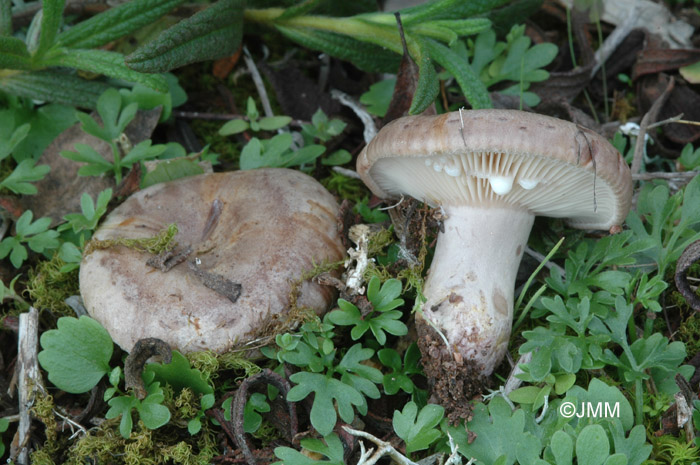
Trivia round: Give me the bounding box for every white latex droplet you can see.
[433,163,443,173]
[518,179,538,190]
[489,176,513,195]
[444,160,461,177]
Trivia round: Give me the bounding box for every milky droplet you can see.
[489,176,513,195]
[518,179,538,190]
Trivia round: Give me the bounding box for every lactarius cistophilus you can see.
[80,168,345,353]
[357,109,632,393]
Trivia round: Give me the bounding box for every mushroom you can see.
[357,109,632,380]
[80,168,345,354]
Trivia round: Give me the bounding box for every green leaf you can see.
[551,430,573,465]
[137,398,171,429]
[258,116,292,131]
[121,140,166,165]
[449,396,540,465]
[142,158,205,188]
[409,52,439,115]
[145,351,213,395]
[57,0,185,49]
[0,70,110,108]
[0,0,11,37]
[0,36,32,69]
[219,119,249,135]
[287,371,364,436]
[61,143,110,166]
[276,25,400,73]
[35,0,67,59]
[393,401,444,453]
[423,38,492,109]
[322,149,352,166]
[10,103,77,162]
[243,392,270,433]
[106,395,136,438]
[0,159,50,194]
[126,0,244,73]
[38,316,113,393]
[44,49,167,91]
[576,425,609,465]
[508,386,541,404]
[609,421,651,465]
[360,78,395,117]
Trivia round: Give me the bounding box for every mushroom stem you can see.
[417,205,534,376]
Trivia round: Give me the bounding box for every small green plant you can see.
[238,133,325,170]
[242,393,271,434]
[61,88,167,183]
[0,416,9,458]
[0,116,50,194]
[219,97,292,135]
[273,433,345,465]
[327,276,407,344]
[263,318,383,436]
[459,24,558,107]
[679,143,700,171]
[104,367,172,439]
[0,210,60,268]
[59,188,112,239]
[377,343,423,396]
[393,401,444,455]
[37,316,214,439]
[301,109,351,166]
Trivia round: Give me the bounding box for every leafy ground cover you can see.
[2,0,700,464]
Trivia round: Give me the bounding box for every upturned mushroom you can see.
[357,109,632,381]
[80,168,345,354]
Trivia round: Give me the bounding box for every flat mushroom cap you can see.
[357,109,633,229]
[80,168,345,353]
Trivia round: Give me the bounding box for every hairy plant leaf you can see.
[126,0,244,73]
[0,37,32,69]
[0,0,10,36]
[409,52,439,114]
[399,0,510,25]
[38,316,113,393]
[423,38,491,109]
[0,70,110,108]
[57,0,185,48]
[35,0,66,59]
[44,49,167,91]
[276,25,400,73]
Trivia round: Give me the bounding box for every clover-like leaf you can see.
[38,316,113,393]
[393,401,444,454]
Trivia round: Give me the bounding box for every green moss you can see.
[84,223,178,256]
[649,434,700,465]
[26,254,79,316]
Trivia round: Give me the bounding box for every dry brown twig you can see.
[630,78,675,175]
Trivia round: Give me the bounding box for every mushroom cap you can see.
[80,168,345,354]
[357,109,633,229]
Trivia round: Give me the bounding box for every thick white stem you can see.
[419,206,534,376]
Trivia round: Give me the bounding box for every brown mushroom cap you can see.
[357,109,632,229]
[80,168,345,354]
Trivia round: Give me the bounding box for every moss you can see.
[650,434,700,465]
[25,254,79,316]
[83,223,178,257]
